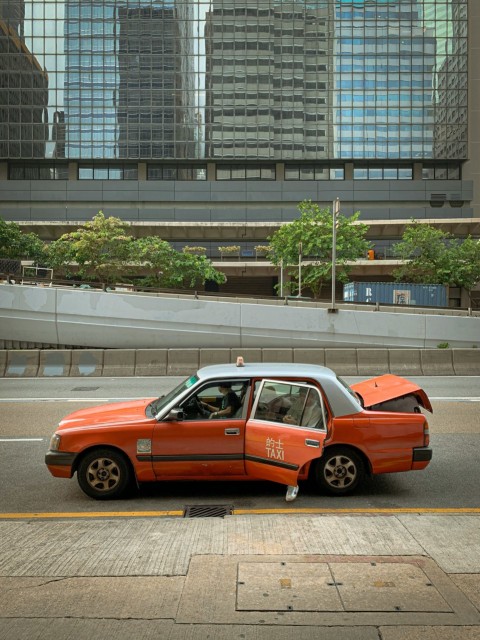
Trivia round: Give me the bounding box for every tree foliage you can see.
[393,220,480,300]
[392,221,452,284]
[267,200,371,298]
[44,211,226,289]
[45,211,133,283]
[0,217,45,262]
[450,237,480,296]
[132,236,226,289]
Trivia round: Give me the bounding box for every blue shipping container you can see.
[343,282,448,307]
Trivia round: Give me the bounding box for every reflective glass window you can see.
[0,1,468,163]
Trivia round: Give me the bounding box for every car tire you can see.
[77,448,132,500]
[313,446,365,495]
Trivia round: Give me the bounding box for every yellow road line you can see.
[1,507,480,519]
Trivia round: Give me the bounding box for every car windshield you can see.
[149,375,199,416]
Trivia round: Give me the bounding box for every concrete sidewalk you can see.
[0,512,479,639]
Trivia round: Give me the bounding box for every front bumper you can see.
[45,450,77,477]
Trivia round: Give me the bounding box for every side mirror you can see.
[164,407,184,422]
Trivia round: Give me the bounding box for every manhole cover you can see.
[331,562,452,612]
[236,561,452,613]
[183,505,233,518]
[237,562,343,611]
[71,387,100,392]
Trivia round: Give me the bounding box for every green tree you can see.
[392,221,452,284]
[0,217,45,262]
[45,211,134,283]
[132,236,226,289]
[393,221,480,304]
[450,237,480,302]
[267,200,371,298]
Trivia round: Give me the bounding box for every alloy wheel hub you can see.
[334,465,347,478]
[97,468,110,481]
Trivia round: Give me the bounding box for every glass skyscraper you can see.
[0,0,468,163]
[0,0,476,303]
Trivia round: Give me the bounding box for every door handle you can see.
[225,428,240,436]
[305,439,320,447]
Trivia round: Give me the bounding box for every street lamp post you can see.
[279,257,284,297]
[330,197,340,312]
[298,242,302,297]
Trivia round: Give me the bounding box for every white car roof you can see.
[196,362,361,417]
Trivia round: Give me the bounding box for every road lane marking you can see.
[1,397,480,403]
[1,508,480,520]
[0,398,145,403]
[0,438,44,442]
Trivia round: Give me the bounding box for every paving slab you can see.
[450,575,480,612]
[0,515,425,577]
[177,555,480,627]
[379,627,480,640]
[0,619,176,640]
[398,515,480,573]
[167,626,379,639]
[0,576,183,619]
[0,620,379,640]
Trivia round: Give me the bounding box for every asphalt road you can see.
[1,376,479,514]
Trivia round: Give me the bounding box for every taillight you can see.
[423,420,430,447]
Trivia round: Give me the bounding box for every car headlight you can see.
[49,433,61,451]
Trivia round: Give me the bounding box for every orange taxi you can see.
[45,361,432,501]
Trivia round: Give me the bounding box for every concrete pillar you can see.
[68,162,78,181]
[0,162,7,180]
[413,162,423,181]
[275,163,285,181]
[207,162,216,181]
[465,0,480,213]
[344,162,354,180]
[138,162,147,181]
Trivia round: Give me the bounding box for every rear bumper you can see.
[412,446,432,470]
[413,446,432,462]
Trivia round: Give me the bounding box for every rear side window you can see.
[252,380,326,430]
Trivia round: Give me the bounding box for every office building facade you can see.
[0,0,478,300]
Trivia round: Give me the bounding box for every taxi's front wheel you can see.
[77,448,132,500]
[313,446,365,495]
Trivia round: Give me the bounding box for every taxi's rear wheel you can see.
[77,448,131,500]
[313,446,365,495]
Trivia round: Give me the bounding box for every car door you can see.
[244,379,327,487]
[151,379,250,479]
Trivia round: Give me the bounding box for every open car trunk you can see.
[351,374,433,413]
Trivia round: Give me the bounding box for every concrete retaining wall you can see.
[1,283,479,350]
[1,348,479,377]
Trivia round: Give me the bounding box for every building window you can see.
[284,165,344,180]
[353,166,413,180]
[216,165,276,180]
[422,165,461,180]
[78,165,138,180]
[147,165,207,180]
[9,164,69,180]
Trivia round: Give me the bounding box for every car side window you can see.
[180,380,249,421]
[252,380,326,430]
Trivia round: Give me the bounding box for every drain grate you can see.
[183,504,234,518]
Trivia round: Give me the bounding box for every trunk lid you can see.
[351,374,432,413]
